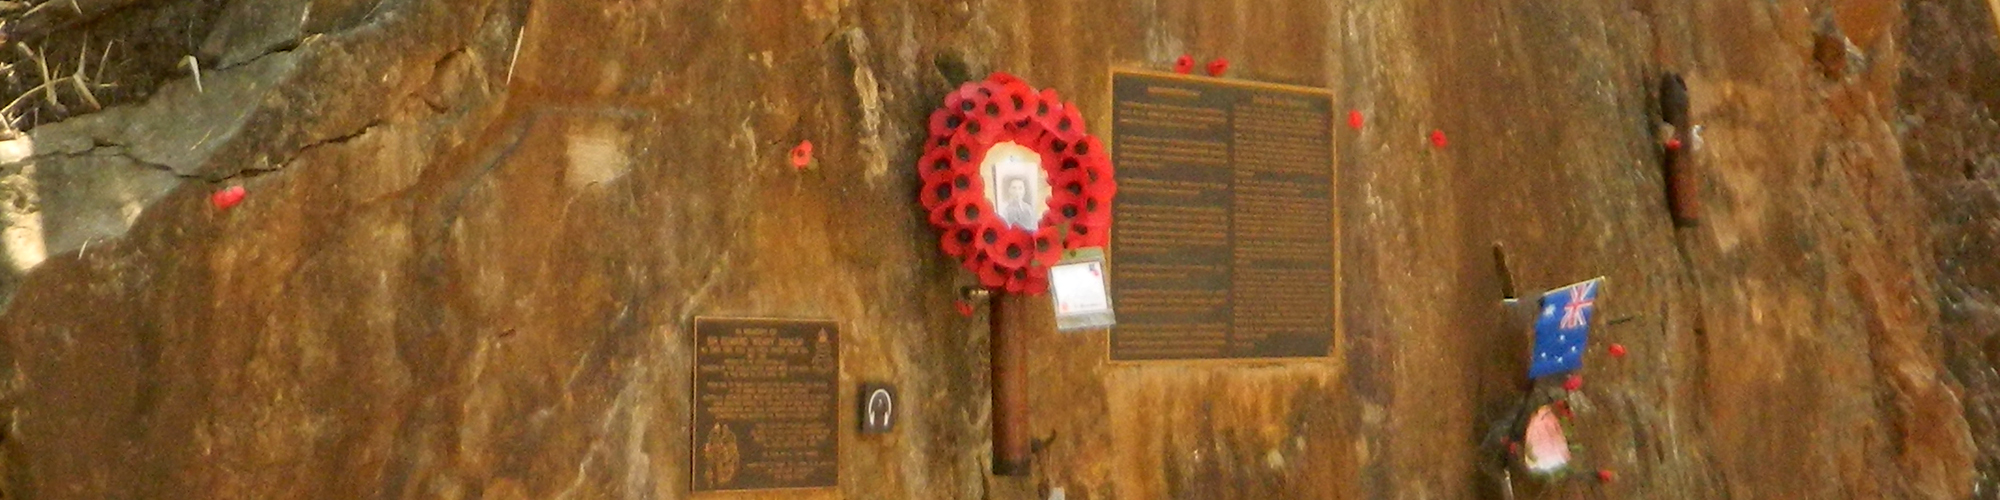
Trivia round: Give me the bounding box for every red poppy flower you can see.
[1016,263,1050,295]
[918,147,958,184]
[1043,106,1088,142]
[926,198,959,229]
[1597,469,1615,483]
[920,176,959,209]
[1037,89,1064,116]
[940,227,977,256]
[986,230,1035,269]
[1562,375,1583,392]
[1031,233,1062,267]
[1072,193,1113,225]
[977,259,1010,289]
[1429,130,1447,149]
[1067,222,1108,247]
[1174,55,1194,74]
[961,114,1005,144]
[970,81,1016,121]
[1665,138,1682,151]
[950,195,993,227]
[790,141,814,169]
[1348,110,1365,130]
[955,300,974,317]
[998,82,1038,123]
[987,72,1024,86]
[928,108,964,141]
[1609,343,1627,358]
[1206,58,1230,77]
[211,185,246,210]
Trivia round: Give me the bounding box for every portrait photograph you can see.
[979,141,1051,232]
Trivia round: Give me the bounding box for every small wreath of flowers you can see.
[917,73,1116,294]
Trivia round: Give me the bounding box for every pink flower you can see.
[1523,407,1571,472]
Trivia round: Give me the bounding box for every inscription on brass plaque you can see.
[692,317,840,492]
[1108,70,1337,361]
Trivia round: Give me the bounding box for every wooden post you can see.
[988,290,1041,476]
[1660,73,1700,226]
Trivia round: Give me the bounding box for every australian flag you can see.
[1529,277,1603,379]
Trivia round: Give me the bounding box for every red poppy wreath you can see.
[917,73,1116,294]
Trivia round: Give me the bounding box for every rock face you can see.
[0,0,1993,498]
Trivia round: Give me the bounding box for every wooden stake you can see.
[988,291,1043,476]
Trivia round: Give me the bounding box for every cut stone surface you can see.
[0,0,1992,498]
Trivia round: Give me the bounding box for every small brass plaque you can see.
[692,317,840,492]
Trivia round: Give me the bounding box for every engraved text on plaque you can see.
[692,317,840,492]
[1108,71,1338,361]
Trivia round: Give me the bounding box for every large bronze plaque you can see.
[1108,70,1338,361]
[692,317,840,492]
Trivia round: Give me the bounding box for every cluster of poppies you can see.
[917,73,1115,294]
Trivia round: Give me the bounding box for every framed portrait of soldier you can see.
[980,142,1052,233]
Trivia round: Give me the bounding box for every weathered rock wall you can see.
[0,0,1991,498]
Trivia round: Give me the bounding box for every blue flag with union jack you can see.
[1530,277,1603,379]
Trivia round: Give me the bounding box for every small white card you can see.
[1049,249,1115,332]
